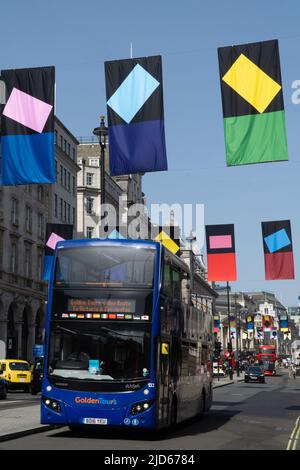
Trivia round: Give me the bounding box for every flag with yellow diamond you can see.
[218,39,288,166]
[155,230,180,255]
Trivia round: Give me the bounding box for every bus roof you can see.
[55,238,160,251]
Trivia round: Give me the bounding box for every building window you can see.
[86,227,94,238]
[55,160,58,177]
[89,159,99,167]
[25,205,32,233]
[72,148,76,161]
[60,198,63,220]
[37,249,43,280]
[60,135,63,148]
[67,143,70,156]
[24,245,32,278]
[64,168,67,187]
[38,213,44,238]
[54,130,57,145]
[67,204,71,224]
[86,197,94,214]
[72,176,76,195]
[37,185,44,202]
[60,165,63,185]
[10,241,18,274]
[0,230,3,268]
[11,198,18,225]
[64,201,67,222]
[67,172,71,192]
[64,139,67,153]
[86,173,94,186]
[54,194,58,217]
[73,207,76,225]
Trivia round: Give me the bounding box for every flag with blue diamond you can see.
[105,55,168,176]
[261,219,295,280]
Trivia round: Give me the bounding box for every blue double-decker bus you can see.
[41,238,214,430]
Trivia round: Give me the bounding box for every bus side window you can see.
[162,262,172,296]
[172,269,182,300]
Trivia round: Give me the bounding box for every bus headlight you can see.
[42,396,61,413]
[131,400,154,416]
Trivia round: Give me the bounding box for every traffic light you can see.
[214,341,222,355]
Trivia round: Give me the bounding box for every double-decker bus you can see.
[257,345,277,376]
[41,239,214,430]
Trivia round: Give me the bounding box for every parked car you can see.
[30,357,44,395]
[213,362,226,378]
[0,378,7,399]
[0,360,31,392]
[244,366,265,384]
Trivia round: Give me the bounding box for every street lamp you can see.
[93,115,108,207]
[186,231,196,305]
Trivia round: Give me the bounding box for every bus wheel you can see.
[170,398,177,427]
[205,386,212,411]
[199,390,206,415]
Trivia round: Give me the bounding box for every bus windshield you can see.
[54,245,156,288]
[48,322,151,382]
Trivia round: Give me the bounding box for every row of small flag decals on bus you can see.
[59,313,150,320]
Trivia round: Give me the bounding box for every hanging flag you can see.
[205,224,237,281]
[271,330,278,340]
[213,315,220,333]
[0,66,55,185]
[279,315,289,332]
[246,315,254,331]
[154,223,180,256]
[43,223,73,281]
[230,315,236,332]
[262,315,272,332]
[261,220,295,280]
[105,55,168,176]
[218,39,288,166]
[255,328,264,340]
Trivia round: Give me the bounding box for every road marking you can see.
[286,416,300,450]
[0,401,19,405]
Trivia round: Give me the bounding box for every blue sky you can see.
[2,0,300,305]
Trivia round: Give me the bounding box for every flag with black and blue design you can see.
[261,219,295,280]
[43,223,73,281]
[0,66,55,185]
[105,55,168,176]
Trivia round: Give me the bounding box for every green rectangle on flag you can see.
[224,110,288,166]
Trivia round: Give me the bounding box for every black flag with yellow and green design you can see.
[218,39,288,166]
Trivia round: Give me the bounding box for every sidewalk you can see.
[213,372,245,389]
[0,404,52,441]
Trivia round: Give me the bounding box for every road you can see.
[0,369,299,450]
[0,391,40,411]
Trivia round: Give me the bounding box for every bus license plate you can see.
[83,418,108,425]
[19,379,25,382]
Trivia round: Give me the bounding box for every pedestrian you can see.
[292,364,297,380]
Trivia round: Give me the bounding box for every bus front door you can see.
[158,337,170,427]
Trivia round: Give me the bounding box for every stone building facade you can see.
[0,117,79,361]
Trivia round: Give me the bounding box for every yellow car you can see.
[0,359,31,392]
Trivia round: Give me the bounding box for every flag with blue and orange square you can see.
[261,220,295,280]
[218,39,288,166]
